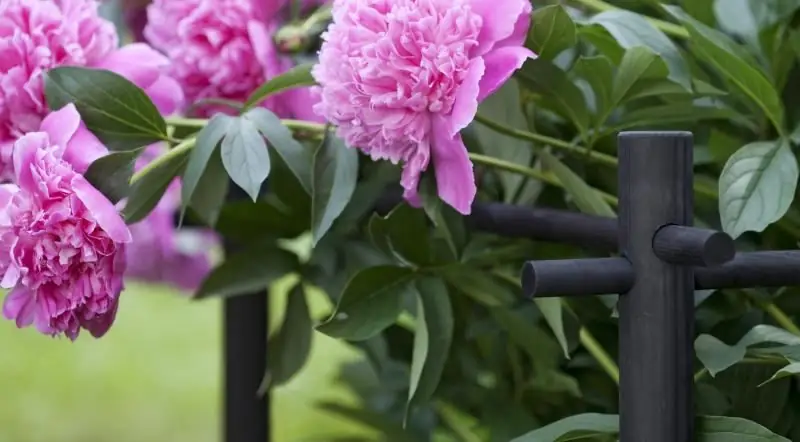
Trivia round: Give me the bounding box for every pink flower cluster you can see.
[0,105,131,340]
[0,0,183,180]
[143,0,322,120]
[312,0,534,214]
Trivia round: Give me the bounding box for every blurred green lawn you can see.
[0,279,377,442]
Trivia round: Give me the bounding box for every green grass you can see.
[0,280,377,442]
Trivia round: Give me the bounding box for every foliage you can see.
[46,0,800,440]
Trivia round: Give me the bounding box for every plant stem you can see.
[570,0,689,39]
[580,326,620,385]
[693,357,789,383]
[761,301,800,336]
[130,137,196,185]
[468,152,619,205]
[165,116,327,133]
[474,114,618,167]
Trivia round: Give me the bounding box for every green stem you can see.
[474,114,618,167]
[761,301,800,336]
[571,0,689,39]
[130,137,196,185]
[694,357,789,382]
[468,152,619,205]
[165,116,327,133]
[580,326,620,385]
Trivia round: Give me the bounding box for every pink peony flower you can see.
[0,0,184,181]
[124,145,218,291]
[143,0,322,119]
[0,104,132,341]
[312,0,535,214]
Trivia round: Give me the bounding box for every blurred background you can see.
[0,279,381,442]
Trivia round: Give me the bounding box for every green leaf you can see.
[316,266,416,340]
[311,131,359,246]
[587,9,692,89]
[529,5,576,60]
[188,149,228,226]
[664,5,785,134]
[123,148,189,224]
[614,102,748,132]
[181,114,233,216]
[539,151,616,218]
[535,298,570,359]
[612,46,669,106]
[695,325,800,376]
[759,362,800,386]
[474,80,536,203]
[215,200,307,241]
[406,277,453,421]
[244,63,316,110]
[572,55,614,117]
[442,269,516,307]
[417,173,467,260]
[246,107,313,193]
[265,283,313,388]
[84,149,142,204]
[718,140,798,238]
[515,59,590,139]
[511,413,619,442]
[697,415,790,441]
[44,67,169,151]
[368,203,431,266]
[194,245,299,299]
[220,116,271,201]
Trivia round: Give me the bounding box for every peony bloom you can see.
[143,0,323,119]
[124,145,218,291]
[0,0,184,181]
[0,105,132,340]
[312,0,535,214]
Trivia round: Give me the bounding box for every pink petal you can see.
[39,104,82,153]
[477,46,535,102]
[400,142,431,209]
[13,132,49,193]
[144,75,185,116]
[71,175,133,243]
[431,116,476,215]
[63,126,108,174]
[469,0,531,56]
[83,299,119,338]
[0,184,18,226]
[495,0,533,49]
[2,286,36,327]
[448,57,484,137]
[93,43,168,88]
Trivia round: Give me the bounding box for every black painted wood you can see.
[695,251,800,289]
[618,131,695,442]
[652,225,735,267]
[521,257,634,297]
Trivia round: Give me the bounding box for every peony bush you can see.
[4,0,800,440]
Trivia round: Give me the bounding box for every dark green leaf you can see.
[697,415,790,441]
[535,298,571,359]
[759,362,800,386]
[124,148,189,224]
[587,9,691,89]
[718,140,798,238]
[665,5,785,134]
[572,56,614,117]
[189,149,228,226]
[265,283,313,388]
[194,245,299,299]
[368,203,430,266]
[614,102,749,132]
[441,269,516,307]
[516,59,590,138]
[220,116,271,201]
[84,149,142,204]
[311,131,359,246]
[215,200,307,241]
[181,114,233,216]
[44,67,168,151]
[474,80,537,203]
[511,413,619,442]
[612,46,669,106]
[406,277,453,421]
[529,5,576,60]
[246,107,313,193]
[695,325,800,376]
[244,63,316,110]
[539,151,616,218]
[316,266,416,340]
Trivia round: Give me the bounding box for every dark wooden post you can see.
[618,132,695,442]
[223,184,270,442]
